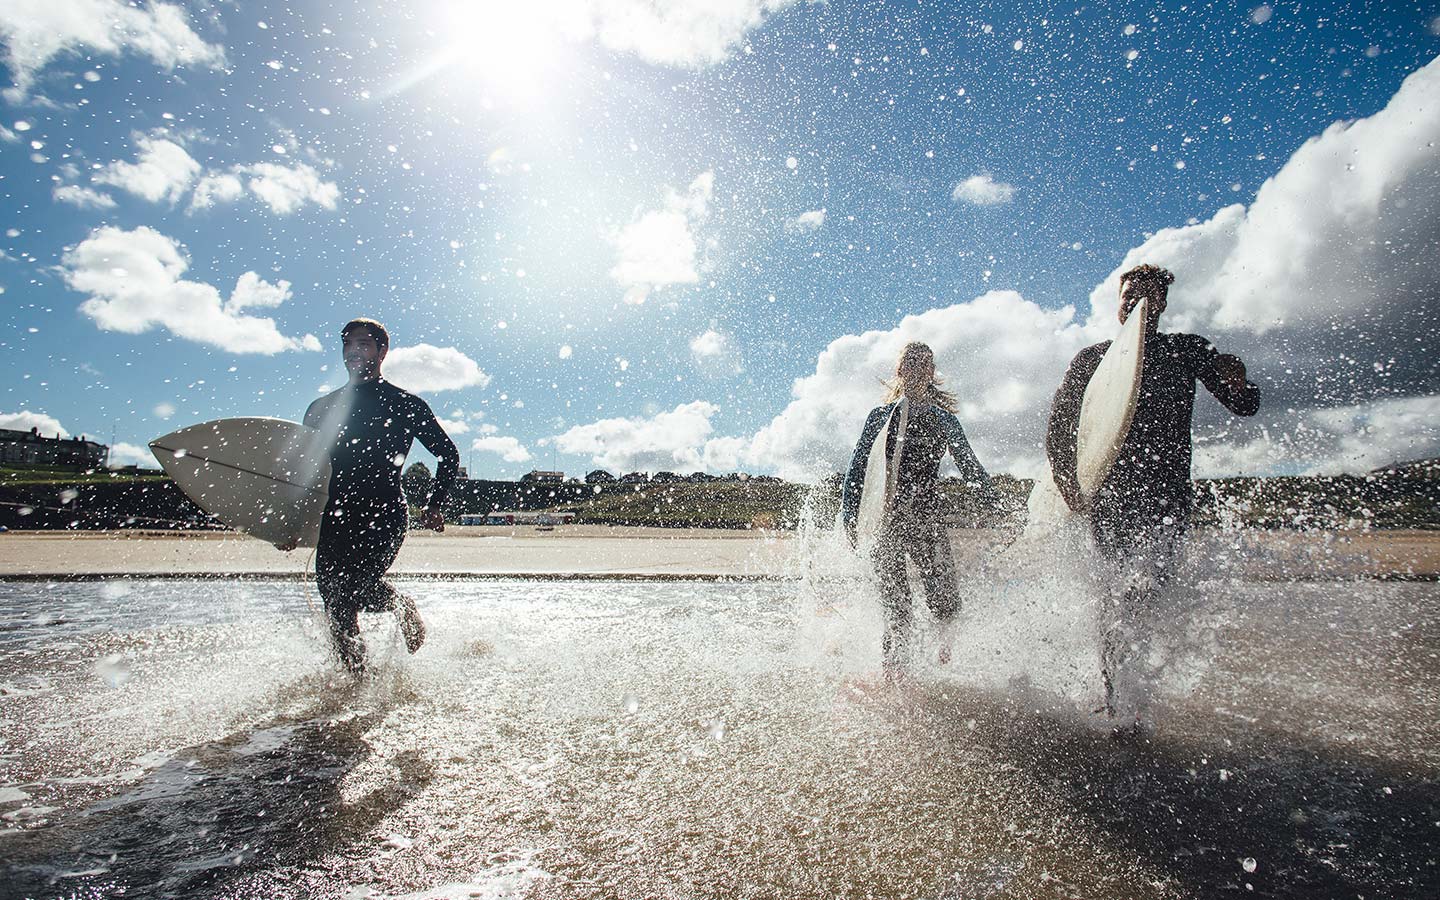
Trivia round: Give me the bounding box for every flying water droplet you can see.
[96,654,133,688]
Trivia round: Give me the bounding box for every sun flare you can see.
[433,1,570,102]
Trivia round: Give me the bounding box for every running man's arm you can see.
[939,409,999,509]
[411,398,461,519]
[840,406,890,540]
[1192,336,1261,417]
[1046,345,1105,512]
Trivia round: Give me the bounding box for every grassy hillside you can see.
[554,480,812,529]
[1,460,1435,531]
[548,474,1034,530]
[0,466,167,486]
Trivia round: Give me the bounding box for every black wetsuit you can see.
[1047,331,1259,707]
[304,379,459,669]
[842,400,996,666]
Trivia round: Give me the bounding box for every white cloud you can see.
[93,135,201,204]
[471,435,533,463]
[226,271,292,311]
[106,442,155,468]
[238,162,341,214]
[0,410,68,437]
[610,170,714,304]
[60,225,320,355]
[437,417,471,436]
[689,327,743,377]
[53,184,116,209]
[189,163,338,214]
[1301,395,1440,473]
[784,208,826,234]
[729,292,1094,480]
[384,344,491,393]
[1193,394,1440,478]
[85,135,339,215]
[0,0,224,100]
[562,0,799,68]
[551,400,722,473]
[189,172,244,210]
[952,174,1016,206]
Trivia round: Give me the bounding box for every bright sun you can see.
[433,2,569,102]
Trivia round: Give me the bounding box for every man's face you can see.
[1118,277,1167,326]
[342,330,385,381]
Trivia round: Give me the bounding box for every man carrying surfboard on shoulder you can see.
[286,318,460,673]
[841,342,1000,674]
[1046,264,1260,723]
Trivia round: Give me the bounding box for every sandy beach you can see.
[0,526,1434,580]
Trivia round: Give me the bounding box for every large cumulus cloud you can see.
[61,226,321,355]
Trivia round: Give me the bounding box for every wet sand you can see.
[0,526,1435,580]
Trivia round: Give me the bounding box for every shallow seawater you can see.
[0,569,1436,900]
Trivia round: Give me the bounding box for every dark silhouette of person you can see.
[296,318,460,672]
[1047,264,1260,719]
[842,342,997,671]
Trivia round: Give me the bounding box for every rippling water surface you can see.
[1,561,1436,899]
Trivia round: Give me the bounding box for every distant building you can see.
[585,469,616,484]
[0,427,107,470]
[651,471,682,483]
[521,470,564,483]
[619,472,649,484]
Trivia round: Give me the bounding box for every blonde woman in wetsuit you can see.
[841,342,999,671]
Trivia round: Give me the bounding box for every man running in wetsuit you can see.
[841,342,999,670]
[301,318,460,672]
[1046,264,1260,718]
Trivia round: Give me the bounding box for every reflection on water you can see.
[0,566,1436,899]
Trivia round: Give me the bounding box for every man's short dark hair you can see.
[1119,264,1175,290]
[341,318,389,351]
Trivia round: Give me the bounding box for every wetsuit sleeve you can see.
[1046,345,1105,509]
[939,409,999,508]
[840,406,890,534]
[1192,335,1261,417]
[411,397,460,508]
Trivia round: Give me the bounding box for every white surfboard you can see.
[150,417,331,548]
[854,397,908,550]
[1023,298,1147,538]
[1075,296,1148,500]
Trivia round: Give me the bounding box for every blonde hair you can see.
[882,341,957,412]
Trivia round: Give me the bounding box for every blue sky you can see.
[3,1,1438,480]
